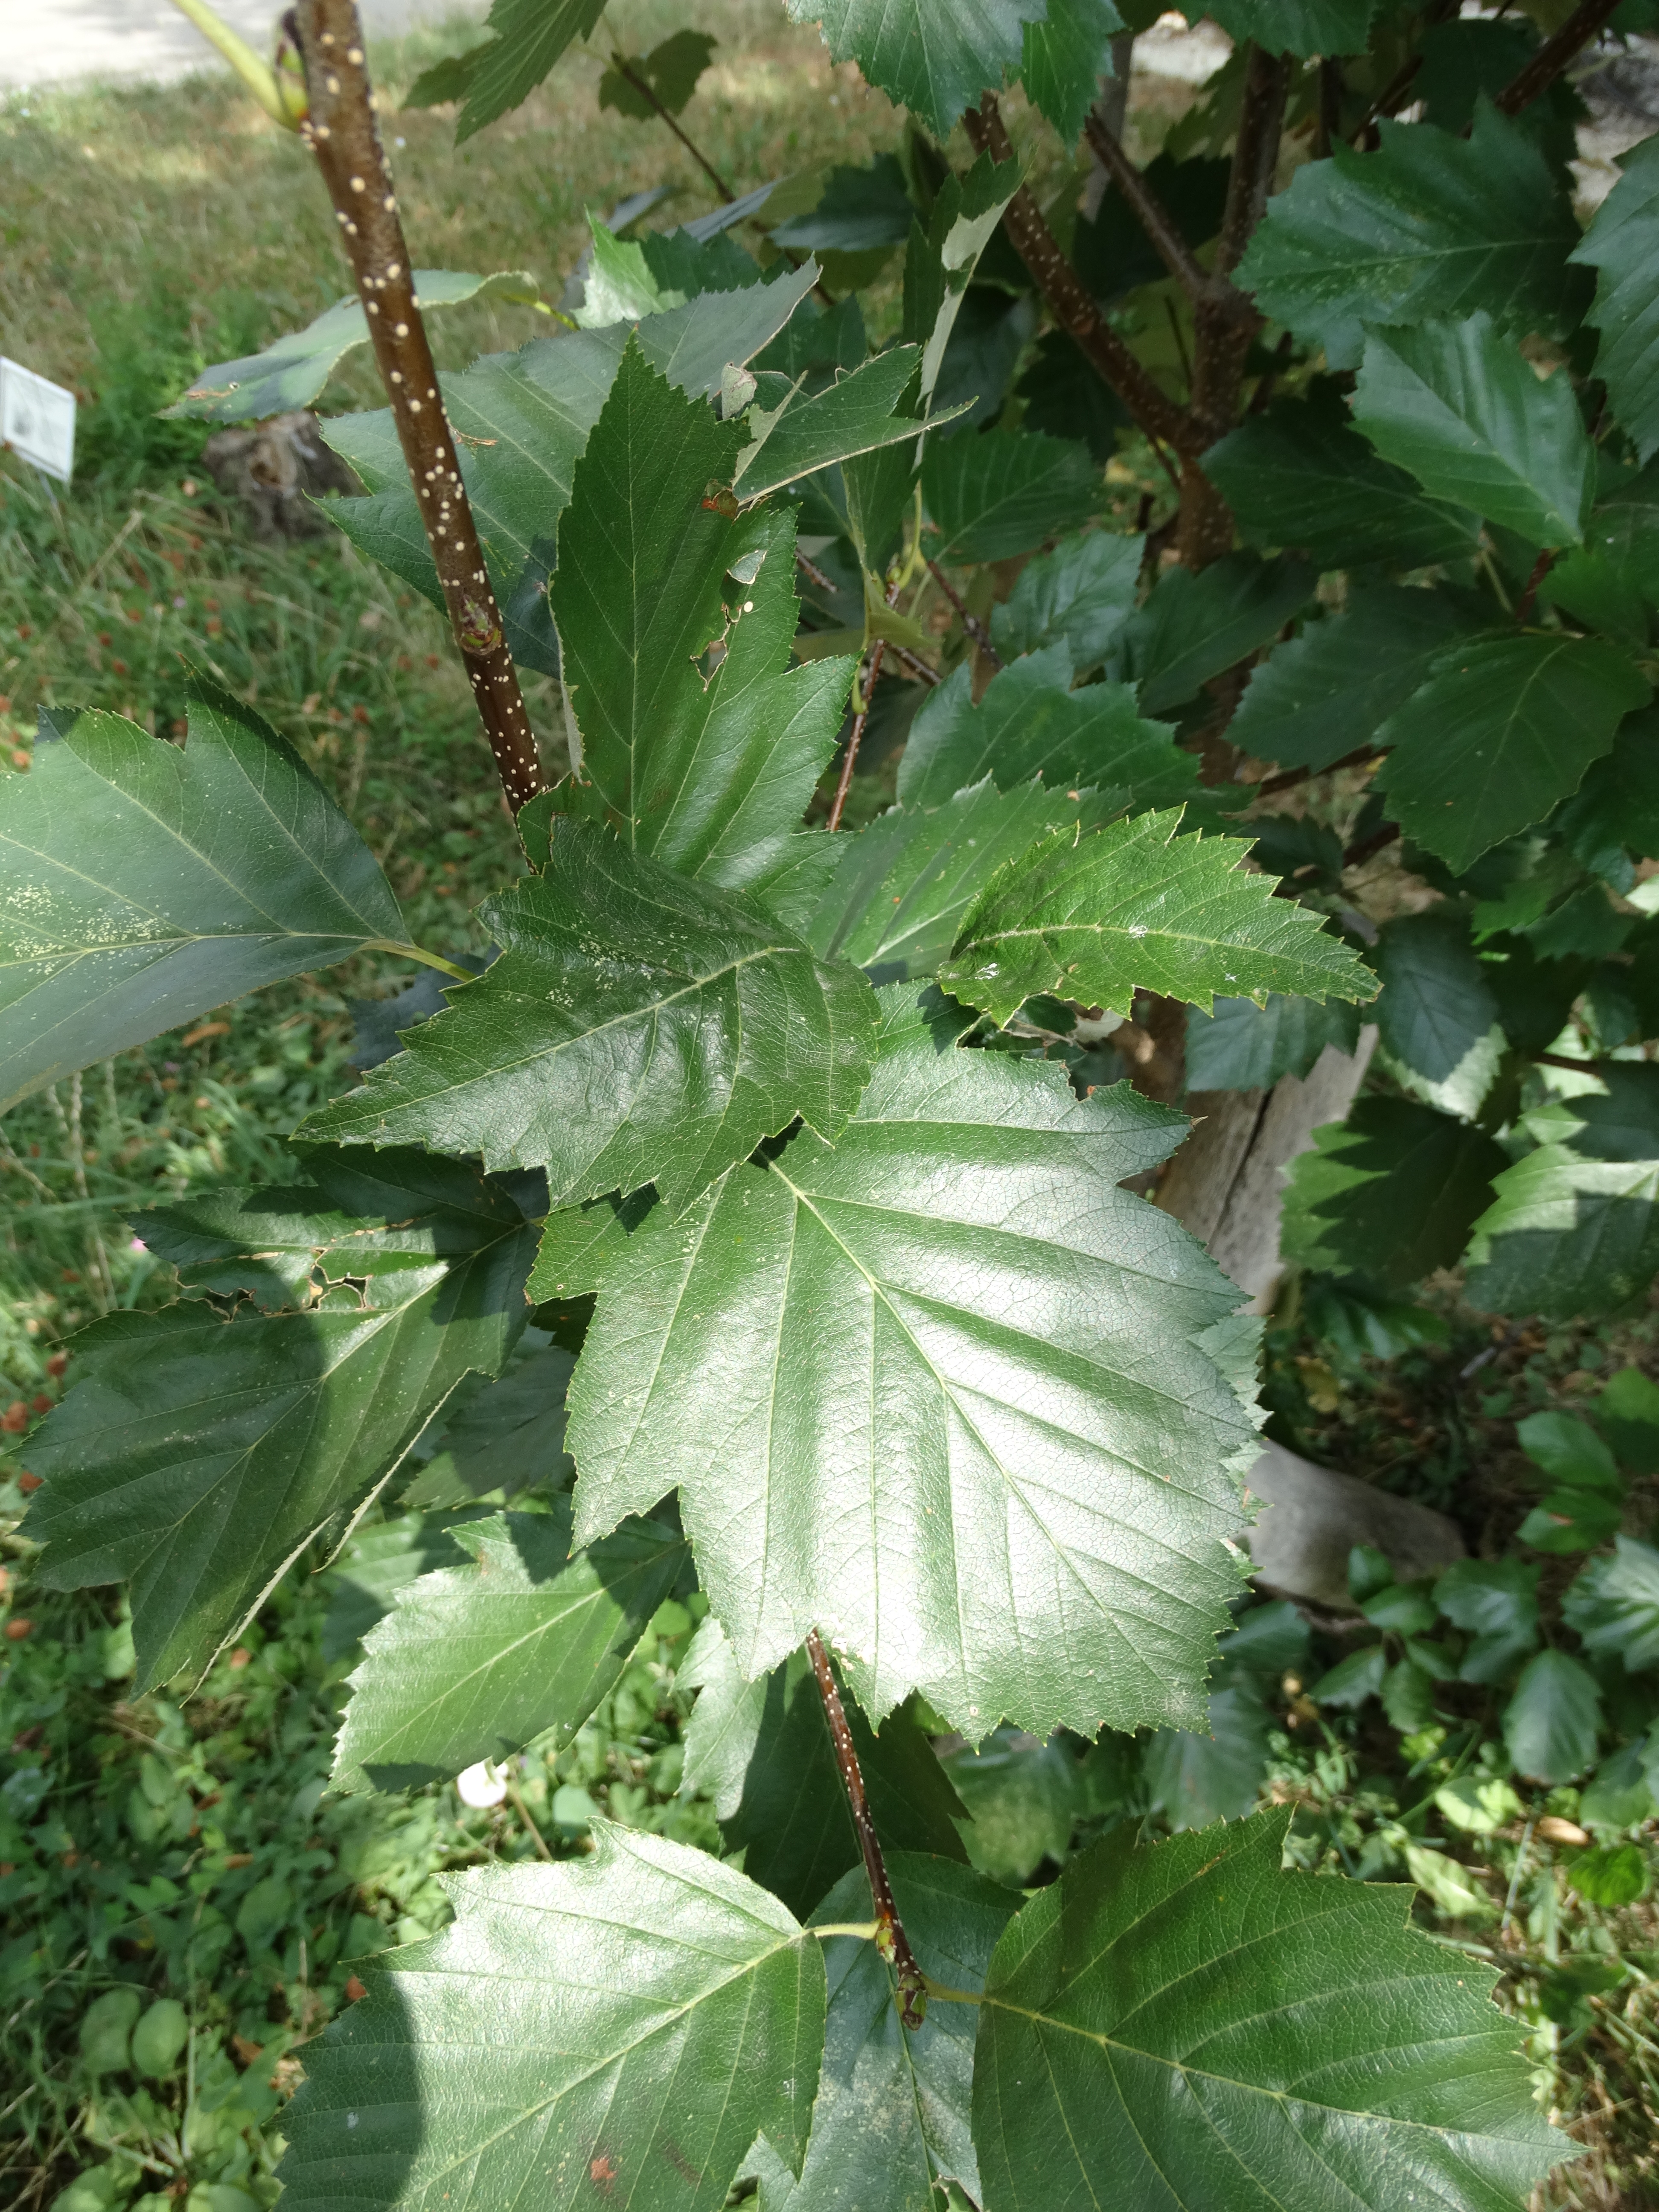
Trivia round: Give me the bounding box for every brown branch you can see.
[1083,113,1254,324]
[1535,1050,1606,1072]
[926,558,1003,669]
[1515,547,1556,624]
[1344,820,1400,869]
[292,0,542,812]
[805,1630,926,2029]
[965,95,1201,470]
[1257,740,1388,796]
[827,638,885,830]
[1495,0,1623,115]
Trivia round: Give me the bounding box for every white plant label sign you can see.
[1,358,76,483]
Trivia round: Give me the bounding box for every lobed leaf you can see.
[1281,1097,1509,1289]
[938,809,1376,1028]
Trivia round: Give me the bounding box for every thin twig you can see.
[1343,819,1400,869]
[1257,741,1387,796]
[827,637,885,831]
[1083,112,1254,325]
[804,1630,926,2029]
[291,0,543,812]
[1495,0,1624,114]
[610,51,736,199]
[925,559,1002,669]
[965,94,1198,478]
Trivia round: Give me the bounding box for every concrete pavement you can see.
[2,0,485,91]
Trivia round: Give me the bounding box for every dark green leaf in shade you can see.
[2,685,410,1114]
[679,1618,967,1919]
[1021,0,1125,143]
[1110,553,1315,714]
[1465,1065,1659,1316]
[598,29,718,119]
[1571,135,1659,463]
[23,1153,538,1689]
[1281,1098,1510,1290]
[770,154,917,255]
[972,1808,1565,2212]
[1016,328,1132,460]
[330,1504,686,1794]
[939,810,1375,1028]
[566,984,1260,1742]
[276,1827,824,2209]
[550,345,856,896]
[451,0,605,141]
[303,819,879,1218]
[931,285,1038,435]
[1516,1489,1624,1555]
[1313,1643,1387,1707]
[165,270,541,422]
[940,1729,1080,1882]
[1226,585,1467,773]
[784,0,1048,137]
[795,1856,1017,2212]
[1417,19,1579,170]
[1235,104,1584,369]
[1073,152,1231,305]
[1596,1363,1659,1473]
[989,529,1143,672]
[1517,1408,1621,1492]
[803,780,1111,982]
[1352,314,1595,547]
[1504,1649,1602,1782]
[1553,706,1659,880]
[1143,1682,1272,1831]
[1201,386,1479,569]
[1204,0,1375,56]
[1377,635,1650,873]
[320,1510,495,1664]
[896,649,1196,812]
[405,1344,576,1505]
[1372,907,1500,1102]
[1185,994,1362,1092]
[1435,1559,1540,1684]
[1563,1537,1659,1672]
[1484,937,1589,1057]
[922,431,1103,563]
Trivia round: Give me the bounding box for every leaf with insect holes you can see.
[1236,104,1584,368]
[785,0,1048,137]
[302,818,879,1220]
[896,651,1196,814]
[330,1502,687,1795]
[1572,134,1659,463]
[937,810,1376,1029]
[549,341,857,905]
[163,271,540,422]
[22,1150,538,1690]
[566,983,1260,1743]
[0,683,411,1115]
[276,1826,826,2209]
[972,1808,1566,2212]
[1376,634,1650,873]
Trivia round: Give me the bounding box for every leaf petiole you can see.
[362,940,477,984]
[811,1921,881,1942]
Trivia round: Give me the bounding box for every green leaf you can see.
[771,155,916,256]
[680,1619,968,1918]
[1143,1682,1272,1831]
[797,1856,1016,2212]
[566,984,1260,1741]
[24,1151,538,1689]
[303,819,879,1219]
[1185,994,1362,1092]
[1201,386,1480,570]
[1204,0,1375,56]
[1236,104,1584,369]
[803,780,1109,982]
[330,1503,686,1794]
[735,349,935,501]
[1021,0,1124,144]
[896,649,1196,812]
[1517,1489,1624,1555]
[1313,1642,1386,1706]
[1,684,409,1116]
[403,1343,576,1506]
[320,1509,495,1662]
[1571,134,1659,463]
[1467,1151,1659,1317]
[550,342,854,896]
[939,810,1376,1028]
[599,29,718,119]
[1579,1738,1657,1830]
[786,0,1049,137]
[1281,1097,1508,1289]
[922,431,1103,564]
[1112,553,1314,715]
[973,1807,1563,2212]
[1563,1537,1659,1671]
[1372,908,1500,1112]
[574,218,689,327]
[1227,585,1467,774]
[449,0,605,141]
[1377,635,1650,874]
[276,1825,825,2208]
[1516,1409,1621,1494]
[989,529,1143,674]
[1435,1559,1541,1683]
[942,1729,1080,1881]
[1504,1648,1602,1783]
[164,271,540,422]
[1595,1362,1659,1473]
[1352,314,1595,548]
[1567,1842,1650,1907]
